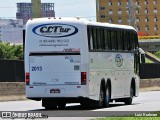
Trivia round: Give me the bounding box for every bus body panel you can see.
[29,55,81,85]
[88,52,136,100]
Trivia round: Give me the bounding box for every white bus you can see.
[25,17,140,109]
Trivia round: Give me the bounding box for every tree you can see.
[0,42,23,60]
[154,51,160,58]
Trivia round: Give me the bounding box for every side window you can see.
[104,28,109,50]
[87,26,94,50]
[96,28,102,50]
[111,29,116,50]
[107,29,112,50]
[130,31,138,50]
[130,31,135,50]
[115,30,118,50]
[92,27,98,49]
[121,30,125,50]
[87,26,139,51]
[123,30,128,50]
[117,29,123,50]
[128,31,131,51]
[101,28,105,50]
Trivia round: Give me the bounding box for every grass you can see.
[145,58,154,63]
[140,57,154,63]
[96,117,159,120]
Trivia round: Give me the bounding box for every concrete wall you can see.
[140,79,160,92]
[0,79,160,101]
[140,79,160,88]
[0,82,26,101]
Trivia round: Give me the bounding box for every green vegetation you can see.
[97,117,159,120]
[145,58,154,63]
[154,51,160,59]
[0,42,23,60]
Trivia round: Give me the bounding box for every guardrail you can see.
[140,63,160,79]
[0,60,24,82]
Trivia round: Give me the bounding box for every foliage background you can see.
[0,42,23,60]
[154,51,160,58]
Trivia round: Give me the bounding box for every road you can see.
[0,91,160,119]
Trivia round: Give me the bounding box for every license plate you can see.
[50,89,61,93]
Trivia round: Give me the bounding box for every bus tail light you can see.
[26,72,30,85]
[81,72,87,85]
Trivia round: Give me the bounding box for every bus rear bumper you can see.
[27,97,91,104]
[26,85,88,98]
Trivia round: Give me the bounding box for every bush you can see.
[154,51,160,58]
[0,42,23,60]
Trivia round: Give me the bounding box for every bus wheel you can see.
[58,103,66,109]
[124,86,133,105]
[96,85,104,108]
[104,85,110,107]
[42,99,57,110]
[80,102,89,109]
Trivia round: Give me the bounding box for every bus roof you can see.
[88,21,137,31]
[26,17,137,31]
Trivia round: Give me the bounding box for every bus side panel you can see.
[88,52,114,100]
[88,52,136,100]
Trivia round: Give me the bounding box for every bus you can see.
[25,17,140,109]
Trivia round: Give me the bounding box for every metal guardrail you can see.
[140,63,160,79]
[145,52,160,63]
[0,60,24,82]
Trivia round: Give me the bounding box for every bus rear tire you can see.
[58,103,66,109]
[42,99,57,110]
[80,99,93,109]
[104,85,110,107]
[96,85,104,108]
[124,86,133,105]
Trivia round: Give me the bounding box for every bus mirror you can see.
[139,48,145,54]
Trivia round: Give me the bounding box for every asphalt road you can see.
[0,91,160,119]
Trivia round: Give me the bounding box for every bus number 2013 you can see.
[31,66,42,71]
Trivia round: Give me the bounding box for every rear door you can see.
[29,52,81,85]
